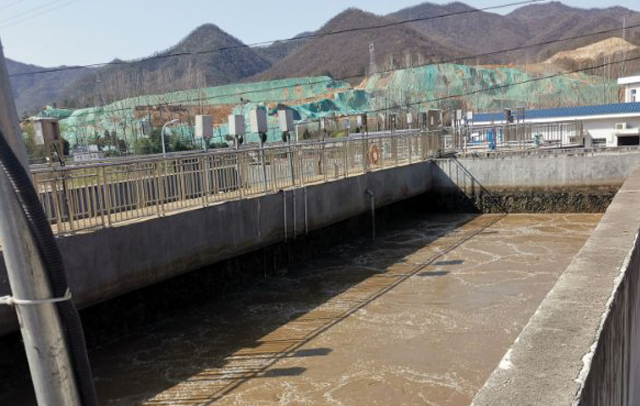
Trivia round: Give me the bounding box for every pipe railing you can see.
[30,130,443,236]
[22,121,585,238]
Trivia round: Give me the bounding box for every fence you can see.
[30,131,443,236]
[460,120,584,151]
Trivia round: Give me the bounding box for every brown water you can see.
[1,213,601,406]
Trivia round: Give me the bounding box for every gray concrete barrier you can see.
[472,160,640,406]
[0,162,432,336]
[430,148,640,212]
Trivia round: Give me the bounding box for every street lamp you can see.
[161,119,179,157]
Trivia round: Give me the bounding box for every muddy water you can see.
[1,214,601,406]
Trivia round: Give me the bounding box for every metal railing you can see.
[456,120,585,151]
[30,131,443,236]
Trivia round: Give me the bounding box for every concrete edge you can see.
[470,160,640,406]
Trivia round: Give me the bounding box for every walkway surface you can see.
[0,213,601,406]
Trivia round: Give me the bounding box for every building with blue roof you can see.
[472,101,640,147]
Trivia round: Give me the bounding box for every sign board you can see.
[250,109,268,133]
[74,151,105,163]
[406,113,413,124]
[228,115,245,136]
[278,110,294,132]
[357,114,367,127]
[195,115,213,139]
[33,118,60,145]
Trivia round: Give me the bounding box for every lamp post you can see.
[161,119,179,158]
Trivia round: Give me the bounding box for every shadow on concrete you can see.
[417,271,450,277]
[433,260,464,266]
[0,192,505,406]
[428,158,508,214]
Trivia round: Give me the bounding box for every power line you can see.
[63,52,640,127]
[1,0,68,23]
[368,55,640,115]
[0,0,32,11]
[9,0,545,78]
[61,21,640,121]
[0,0,80,28]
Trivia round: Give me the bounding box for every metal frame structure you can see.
[30,131,443,236]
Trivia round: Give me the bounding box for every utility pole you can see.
[0,36,83,405]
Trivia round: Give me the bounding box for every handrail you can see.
[22,121,584,239]
[30,131,442,236]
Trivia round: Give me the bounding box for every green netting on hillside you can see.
[361,64,615,111]
[60,76,348,146]
[38,106,74,120]
[57,64,617,149]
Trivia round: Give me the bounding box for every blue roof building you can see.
[472,102,640,148]
[473,102,640,124]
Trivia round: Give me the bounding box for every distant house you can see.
[472,102,640,147]
[618,74,640,103]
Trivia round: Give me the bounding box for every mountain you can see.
[8,1,640,114]
[389,2,528,62]
[57,24,273,107]
[253,9,461,82]
[508,2,640,60]
[254,32,312,64]
[6,59,89,116]
[390,1,640,63]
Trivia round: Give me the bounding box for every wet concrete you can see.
[429,186,618,213]
[0,213,601,406]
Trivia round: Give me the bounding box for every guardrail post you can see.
[199,157,208,207]
[343,140,348,178]
[62,172,76,232]
[363,137,370,173]
[157,161,166,216]
[288,144,295,188]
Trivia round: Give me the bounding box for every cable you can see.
[8,0,545,77]
[366,54,640,114]
[58,22,640,123]
[0,0,31,11]
[73,53,640,132]
[0,0,80,28]
[1,0,69,23]
[0,127,98,406]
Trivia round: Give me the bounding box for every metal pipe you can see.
[282,189,287,242]
[304,186,309,235]
[292,187,297,240]
[365,189,375,241]
[259,135,268,193]
[0,37,82,406]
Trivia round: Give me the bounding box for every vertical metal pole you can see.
[260,135,268,193]
[0,37,82,406]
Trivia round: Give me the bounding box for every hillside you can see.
[57,24,273,107]
[390,1,640,63]
[389,2,528,62]
[509,2,640,60]
[6,59,89,116]
[254,32,311,64]
[8,1,640,114]
[253,9,461,82]
[546,37,638,64]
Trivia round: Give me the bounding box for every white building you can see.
[618,74,640,103]
[472,102,640,147]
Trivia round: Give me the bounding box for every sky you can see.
[0,0,639,67]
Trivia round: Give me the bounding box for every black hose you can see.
[0,129,98,406]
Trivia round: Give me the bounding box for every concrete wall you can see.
[0,162,432,336]
[435,148,640,191]
[471,161,640,406]
[428,148,640,213]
